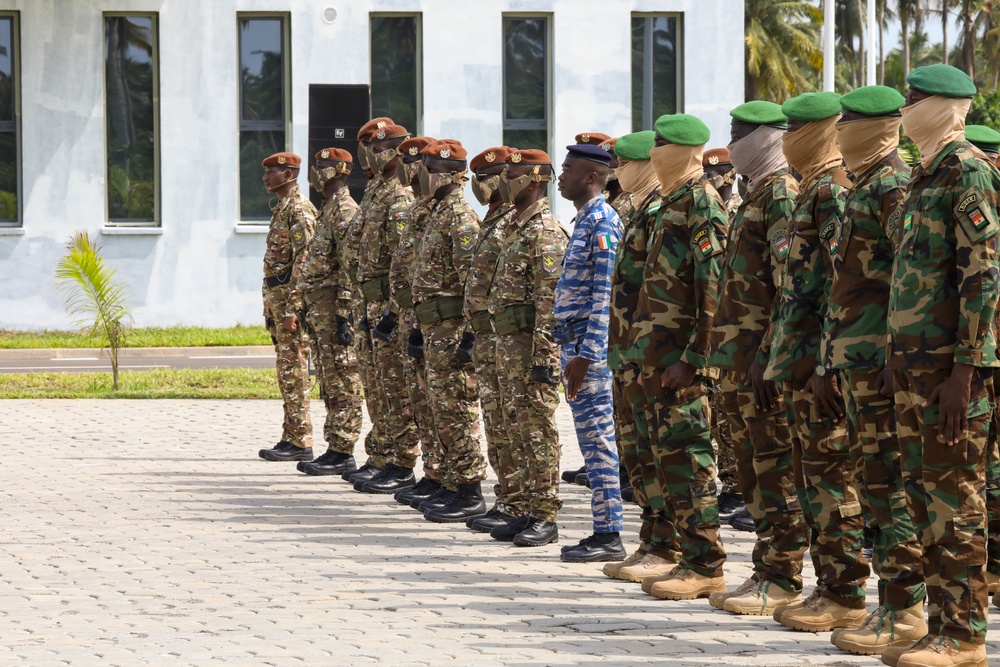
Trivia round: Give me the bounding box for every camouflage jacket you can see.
[710,170,797,375]
[412,188,482,303]
[263,184,315,296]
[357,174,413,284]
[488,197,568,366]
[340,178,378,291]
[463,201,516,320]
[287,187,357,315]
[822,153,909,370]
[888,141,1000,370]
[608,189,635,226]
[625,177,728,371]
[608,189,660,372]
[764,164,851,384]
[388,195,434,310]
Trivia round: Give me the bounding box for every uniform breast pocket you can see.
[267,228,292,264]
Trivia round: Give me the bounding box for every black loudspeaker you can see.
[308,84,372,208]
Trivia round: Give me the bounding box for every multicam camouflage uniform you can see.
[287,187,362,455]
[888,140,1000,646]
[488,198,567,522]
[710,169,808,594]
[765,162,870,610]
[464,202,520,514]
[821,152,924,613]
[608,189,635,227]
[262,184,316,450]
[624,177,729,578]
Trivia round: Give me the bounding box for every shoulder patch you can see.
[886,205,903,239]
[957,193,978,213]
[819,220,838,255]
[770,228,789,260]
[691,226,723,262]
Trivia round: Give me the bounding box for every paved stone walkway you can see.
[1,399,997,665]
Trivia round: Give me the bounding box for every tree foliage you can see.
[745,0,824,101]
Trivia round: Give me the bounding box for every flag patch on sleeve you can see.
[596,233,611,250]
[969,207,987,229]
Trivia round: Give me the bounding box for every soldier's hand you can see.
[373,311,398,342]
[874,367,894,399]
[406,328,424,359]
[564,356,591,400]
[661,360,696,391]
[531,365,560,385]
[334,316,353,347]
[805,373,845,423]
[745,361,779,412]
[455,332,475,364]
[922,363,974,445]
[283,314,298,332]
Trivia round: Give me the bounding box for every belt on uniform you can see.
[394,284,414,309]
[492,304,536,336]
[360,276,390,302]
[264,269,292,289]
[552,318,590,345]
[469,311,494,334]
[414,296,465,326]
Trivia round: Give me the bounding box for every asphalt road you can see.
[0,352,276,373]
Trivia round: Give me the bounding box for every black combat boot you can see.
[560,532,627,562]
[513,518,559,547]
[490,515,531,542]
[297,450,356,476]
[561,465,586,484]
[259,441,313,462]
[467,508,518,533]
[395,477,441,505]
[360,464,416,494]
[424,482,487,523]
[346,460,381,485]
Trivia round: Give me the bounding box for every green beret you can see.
[781,92,842,122]
[966,124,1000,153]
[907,63,976,98]
[653,114,710,146]
[613,131,656,161]
[730,100,787,127]
[840,85,905,116]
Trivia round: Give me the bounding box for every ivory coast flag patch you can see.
[596,233,612,250]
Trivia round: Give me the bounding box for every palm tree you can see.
[897,0,927,77]
[745,0,823,101]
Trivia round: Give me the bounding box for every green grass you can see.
[0,368,323,399]
[0,324,272,349]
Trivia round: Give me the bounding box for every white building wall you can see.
[0,0,743,329]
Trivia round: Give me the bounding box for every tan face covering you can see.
[649,144,704,195]
[901,95,971,168]
[782,116,843,184]
[836,116,901,178]
[614,160,660,201]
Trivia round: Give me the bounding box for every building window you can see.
[239,14,289,222]
[370,14,421,133]
[0,13,18,226]
[503,16,549,151]
[631,14,682,133]
[104,14,158,225]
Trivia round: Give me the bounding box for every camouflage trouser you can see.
[783,381,868,609]
[263,285,313,448]
[642,367,726,577]
[304,288,362,454]
[561,345,623,533]
[368,298,420,470]
[720,372,807,593]
[354,296,388,468]
[843,369,924,611]
[613,367,647,506]
[476,333,523,515]
[400,311,441,481]
[987,369,1000,578]
[424,319,484,488]
[709,381,739,493]
[894,367,991,645]
[495,331,562,522]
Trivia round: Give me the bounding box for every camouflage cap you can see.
[613,131,656,161]
[781,92,842,122]
[730,100,787,127]
[653,114,710,146]
[840,85,905,116]
[965,124,1000,153]
[907,63,976,98]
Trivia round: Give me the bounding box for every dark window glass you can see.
[239,16,287,221]
[370,15,420,132]
[503,17,548,151]
[105,15,157,223]
[631,15,680,133]
[0,14,17,224]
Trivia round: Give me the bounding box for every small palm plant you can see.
[55,232,133,389]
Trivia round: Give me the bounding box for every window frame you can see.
[501,13,552,154]
[368,12,423,135]
[0,10,19,228]
[237,12,291,223]
[631,12,685,133]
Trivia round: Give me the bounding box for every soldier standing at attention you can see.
[487,149,568,547]
[463,146,521,534]
[708,100,807,616]
[554,142,625,562]
[628,114,729,601]
[765,92,870,633]
[258,152,317,462]
[823,86,927,657]
[289,148,362,477]
[883,64,1000,667]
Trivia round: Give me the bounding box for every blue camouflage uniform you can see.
[554,194,625,533]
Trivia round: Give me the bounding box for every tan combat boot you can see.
[772,587,821,623]
[777,591,867,632]
[723,578,801,616]
[708,574,758,610]
[882,634,936,667]
[648,566,726,600]
[603,542,649,579]
[831,602,928,656]
[896,636,987,667]
[616,551,681,584]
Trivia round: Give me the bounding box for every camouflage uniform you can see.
[624,177,729,578]
[412,188,485,489]
[464,202,521,514]
[357,174,420,469]
[765,162,870,610]
[710,169,808,594]
[389,195,441,481]
[608,189,635,227]
[888,140,1000,645]
[262,184,316,449]
[488,198,567,522]
[821,152,925,612]
[287,187,362,455]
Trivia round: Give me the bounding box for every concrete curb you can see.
[0,345,275,361]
